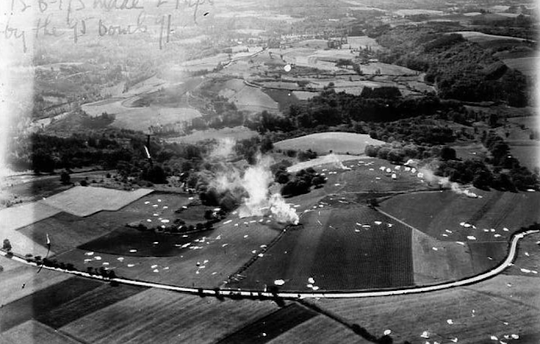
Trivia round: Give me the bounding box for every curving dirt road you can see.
[1,229,537,300]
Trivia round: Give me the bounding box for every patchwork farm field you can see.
[60,289,280,344]
[275,132,385,155]
[0,320,81,344]
[0,277,103,331]
[230,204,414,291]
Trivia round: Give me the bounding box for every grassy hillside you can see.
[275,132,385,155]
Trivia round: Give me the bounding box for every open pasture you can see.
[166,126,258,143]
[275,132,384,155]
[60,289,280,344]
[327,158,434,193]
[311,273,540,344]
[263,89,303,112]
[454,31,530,49]
[344,36,382,50]
[228,85,280,114]
[508,116,538,129]
[287,154,367,173]
[360,62,418,76]
[503,57,539,76]
[231,204,414,291]
[509,144,540,171]
[41,186,153,217]
[451,142,488,161]
[380,190,540,241]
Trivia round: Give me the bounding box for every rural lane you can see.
[1,229,538,300]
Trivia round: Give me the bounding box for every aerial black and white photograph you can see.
[0,0,539,343]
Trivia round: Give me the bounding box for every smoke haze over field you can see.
[321,153,351,170]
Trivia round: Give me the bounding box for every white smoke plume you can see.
[419,167,478,198]
[321,153,351,170]
[208,152,299,225]
[209,137,236,160]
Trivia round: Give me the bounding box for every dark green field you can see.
[79,226,210,257]
[0,277,103,332]
[230,204,414,291]
[217,303,318,344]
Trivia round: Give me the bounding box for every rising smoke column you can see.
[237,155,299,224]
[206,139,299,224]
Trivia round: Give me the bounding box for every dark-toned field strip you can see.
[0,276,146,332]
[216,303,318,344]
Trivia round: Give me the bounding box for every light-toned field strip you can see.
[41,186,153,217]
[1,229,536,300]
[0,202,61,256]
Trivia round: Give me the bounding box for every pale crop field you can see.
[166,126,258,143]
[455,31,528,43]
[0,202,61,256]
[42,187,153,217]
[275,132,385,155]
[1,320,80,344]
[411,228,475,285]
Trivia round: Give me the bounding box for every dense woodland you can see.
[374,25,532,106]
